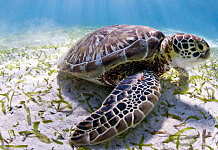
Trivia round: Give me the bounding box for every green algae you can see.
[131,135,158,150]
[19,121,52,144]
[0,145,28,149]
[0,101,6,115]
[77,147,91,150]
[163,127,197,150]
[162,112,183,121]
[184,115,200,121]
[161,59,218,104]
[20,101,32,126]
[51,138,63,145]
[42,120,53,124]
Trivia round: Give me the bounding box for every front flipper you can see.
[69,70,161,146]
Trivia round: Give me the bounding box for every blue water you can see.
[0,0,218,39]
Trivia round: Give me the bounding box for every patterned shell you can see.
[61,25,165,75]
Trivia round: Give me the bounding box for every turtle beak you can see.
[200,49,210,59]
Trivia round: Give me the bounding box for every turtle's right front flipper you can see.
[69,70,161,146]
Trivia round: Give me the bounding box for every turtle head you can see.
[169,33,210,68]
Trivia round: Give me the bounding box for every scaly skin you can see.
[70,71,160,145]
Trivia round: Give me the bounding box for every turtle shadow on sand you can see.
[57,70,216,150]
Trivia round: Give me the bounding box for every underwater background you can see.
[0,0,218,50]
[0,0,218,150]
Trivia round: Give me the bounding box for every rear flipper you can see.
[69,70,161,146]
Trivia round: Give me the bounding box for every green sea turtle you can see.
[58,25,210,146]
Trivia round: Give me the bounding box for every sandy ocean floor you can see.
[0,28,218,150]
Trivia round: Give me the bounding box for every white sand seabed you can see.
[0,29,218,150]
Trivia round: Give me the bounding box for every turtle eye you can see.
[198,43,204,50]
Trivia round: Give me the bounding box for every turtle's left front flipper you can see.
[69,71,161,146]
